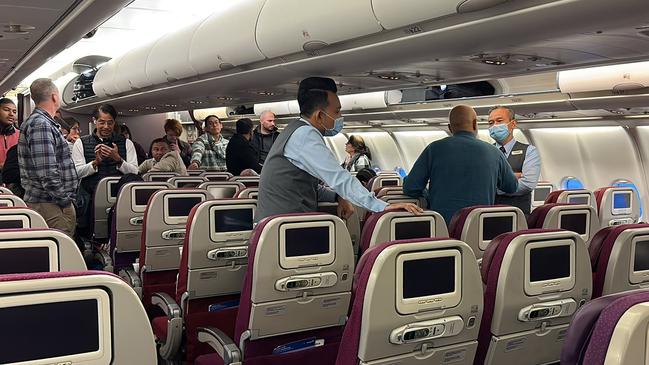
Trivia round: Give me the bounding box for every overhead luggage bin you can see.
[114,40,158,93]
[255,0,383,59]
[558,61,649,94]
[190,0,266,75]
[339,90,402,111]
[92,56,120,97]
[372,0,509,30]
[147,21,204,85]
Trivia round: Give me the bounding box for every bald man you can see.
[251,110,280,164]
[403,105,518,223]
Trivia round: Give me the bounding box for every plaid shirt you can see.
[18,108,78,207]
[191,133,228,171]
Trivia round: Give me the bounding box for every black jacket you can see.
[225,134,262,176]
[1,145,19,184]
[250,126,280,164]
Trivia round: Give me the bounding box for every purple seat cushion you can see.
[562,290,649,365]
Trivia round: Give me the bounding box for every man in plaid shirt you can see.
[188,115,228,171]
[18,78,78,238]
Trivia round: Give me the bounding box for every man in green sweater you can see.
[403,105,518,223]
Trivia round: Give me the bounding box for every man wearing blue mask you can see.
[488,106,541,215]
[256,77,422,222]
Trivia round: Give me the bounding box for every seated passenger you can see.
[119,124,148,165]
[160,118,192,166]
[139,138,187,175]
[225,118,262,176]
[355,167,376,189]
[342,135,372,172]
[403,104,518,223]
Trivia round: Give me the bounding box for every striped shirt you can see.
[18,108,78,207]
[191,133,228,171]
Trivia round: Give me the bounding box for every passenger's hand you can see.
[169,142,178,151]
[515,172,522,179]
[385,202,424,215]
[107,143,122,162]
[188,161,199,170]
[240,168,259,177]
[336,197,354,220]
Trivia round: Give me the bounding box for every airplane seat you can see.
[318,202,361,258]
[187,169,207,176]
[0,206,47,228]
[109,182,171,278]
[561,289,649,365]
[476,229,592,365]
[527,203,599,244]
[152,198,256,362]
[0,228,86,273]
[199,181,246,199]
[236,187,259,199]
[531,182,554,211]
[380,194,427,209]
[369,175,402,191]
[201,171,234,181]
[336,238,482,365]
[138,189,208,317]
[588,224,649,298]
[142,171,179,182]
[448,205,527,260]
[359,209,448,255]
[0,186,13,194]
[168,176,208,188]
[544,189,597,210]
[593,186,640,227]
[0,270,156,364]
[93,176,120,243]
[194,213,354,365]
[0,194,27,207]
[229,176,260,188]
[374,186,403,197]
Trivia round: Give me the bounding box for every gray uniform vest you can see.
[495,141,532,214]
[255,120,320,222]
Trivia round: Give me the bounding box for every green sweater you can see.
[404,131,518,224]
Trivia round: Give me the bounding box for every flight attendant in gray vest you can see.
[488,106,542,215]
[255,77,423,222]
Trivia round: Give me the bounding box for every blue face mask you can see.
[321,111,344,137]
[489,123,511,143]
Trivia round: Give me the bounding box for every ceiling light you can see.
[216,96,233,101]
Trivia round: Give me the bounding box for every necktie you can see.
[500,146,506,155]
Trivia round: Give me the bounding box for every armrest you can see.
[94,249,113,271]
[197,326,242,365]
[151,292,181,320]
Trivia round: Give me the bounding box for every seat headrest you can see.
[545,190,567,204]
[593,187,612,211]
[448,205,513,239]
[527,203,574,228]
[562,289,649,365]
[480,229,564,285]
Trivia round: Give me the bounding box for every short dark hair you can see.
[0,98,15,107]
[151,137,170,147]
[236,118,254,135]
[355,168,377,186]
[204,114,220,123]
[94,104,117,121]
[297,77,338,117]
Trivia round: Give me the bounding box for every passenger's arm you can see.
[117,139,139,174]
[28,124,73,207]
[243,144,263,173]
[403,145,432,198]
[515,145,541,194]
[190,138,205,165]
[138,160,151,174]
[72,138,97,179]
[284,127,388,213]
[498,153,518,194]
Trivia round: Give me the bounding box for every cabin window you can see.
[561,177,584,190]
